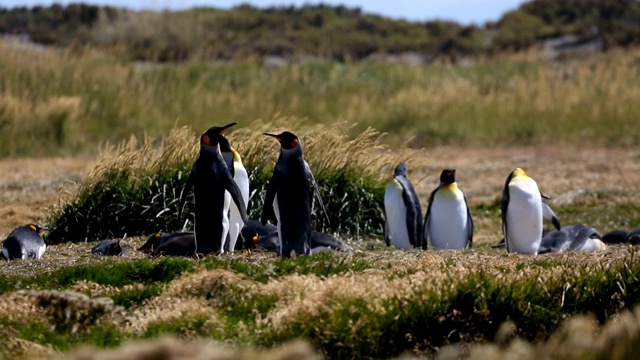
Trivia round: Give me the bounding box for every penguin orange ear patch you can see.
[155,233,161,239]
[253,235,259,244]
[202,134,210,146]
[292,138,299,148]
[29,224,37,231]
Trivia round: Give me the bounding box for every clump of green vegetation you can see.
[259,250,640,359]
[46,123,425,243]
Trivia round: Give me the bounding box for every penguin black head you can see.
[264,131,300,150]
[27,224,47,234]
[201,122,237,147]
[439,169,456,184]
[393,162,408,177]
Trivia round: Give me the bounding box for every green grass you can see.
[0,258,193,295]
[0,320,125,351]
[203,251,373,283]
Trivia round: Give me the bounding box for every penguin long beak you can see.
[219,122,237,135]
[264,132,282,142]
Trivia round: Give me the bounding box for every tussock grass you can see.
[46,122,426,242]
[2,247,640,358]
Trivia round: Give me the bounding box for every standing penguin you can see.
[501,168,561,255]
[2,224,47,260]
[261,131,326,257]
[423,169,473,250]
[384,162,423,250]
[179,123,249,255]
[219,135,250,253]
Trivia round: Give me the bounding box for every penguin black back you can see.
[387,162,423,248]
[151,233,196,257]
[91,239,127,257]
[2,224,47,260]
[261,131,313,257]
[178,123,249,255]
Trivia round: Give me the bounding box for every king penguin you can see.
[501,168,561,255]
[423,169,473,250]
[2,224,47,260]
[219,135,250,253]
[261,131,327,257]
[179,123,249,255]
[384,162,422,250]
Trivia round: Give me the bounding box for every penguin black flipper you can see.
[422,187,438,250]
[384,215,391,246]
[568,226,601,252]
[261,170,282,225]
[500,171,514,252]
[223,170,250,224]
[178,165,197,221]
[464,192,474,248]
[542,202,561,231]
[304,160,330,225]
[395,174,422,248]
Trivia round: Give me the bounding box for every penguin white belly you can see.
[36,244,46,259]
[575,239,606,253]
[429,189,469,249]
[220,191,231,254]
[384,180,411,250]
[273,194,283,256]
[227,164,250,252]
[506,179,543,254]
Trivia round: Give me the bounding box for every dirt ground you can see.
[0,145,639,242]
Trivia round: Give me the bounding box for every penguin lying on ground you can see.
[501,168,561,255]
[179,123,249,255]
[219,134,250,253]
[602,230,630,244]
[1,224,47,260]
[602,227,640,245]
[423,169,473,250]
[91,239,127,256]
[629,227,640,245]
[262,131,329,257]
[138,232,197,257]
[242,220,352,254]
[384,162,422,250]
[141,220,351,257]
[538,224,606,253]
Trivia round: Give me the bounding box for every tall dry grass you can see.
[1,38,639,157]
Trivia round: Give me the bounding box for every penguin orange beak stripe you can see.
[264,132,282,142]
[220,122,237,135]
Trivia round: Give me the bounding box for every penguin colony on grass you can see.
[0,123,634,260]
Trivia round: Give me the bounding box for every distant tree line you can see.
[0,0,639,62]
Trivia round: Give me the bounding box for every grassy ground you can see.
[2,38,640,359]
[1,144,639,359]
